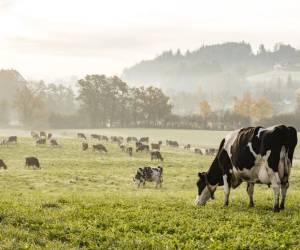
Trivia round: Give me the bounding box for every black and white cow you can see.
[133,166,163,188]
[195,125,297,212]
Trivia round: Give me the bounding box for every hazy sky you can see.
[1,0,300,82]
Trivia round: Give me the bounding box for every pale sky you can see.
[1,0,300,82]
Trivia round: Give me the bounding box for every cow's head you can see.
[195,172,216,206]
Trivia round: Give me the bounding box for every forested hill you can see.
[122,42,300,92]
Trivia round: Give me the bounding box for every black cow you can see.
[77,133,87,140]
[25,157,40,169]
[7,136,17,144]
[36,138,46,145]
[151,151,164,161]
[136,144,150,152]
[93,144,107,153]
[126,147,133,156]
[82,142,88,151]
[195,125,297,212]
[0,159,7,169]
[133,166,163,188]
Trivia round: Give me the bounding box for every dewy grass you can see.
[0,133,299,249]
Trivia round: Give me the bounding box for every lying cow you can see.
[151,151,164,161]
[0,159,7,169]
[93,144,107,153]
[195,125,297,212]
[133,166,163,188]
[25,157,40,169]
[50,139,59,146]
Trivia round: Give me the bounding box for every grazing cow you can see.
[31,131,39,138]
[166,140,179,147]
[184,144,191,150]
[47,133,52,140]
[93,144,107,153]
[0,139,7,146]
[50,139,59,146]
[136,144,150,152]
[7,136,17,144]
[36,138,46,145]
[82,142,88,151]
[151,143,160,151]
[139,137,149,143]
[77,133,87,140]
[195,125,297,212]
[133,166,163,188]
[126,147,133,156]
[119,143,126,152]
[0,159,7,169]
[194,148,203,154]
[91,134,101,140]
[25,157,40,169]
[151,151,164,161]
[102,135,109,141]
[40,131,46,138]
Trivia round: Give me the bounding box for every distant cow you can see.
[119,144,126,152]
[0,159,7,170]
[82,142,88,151]
[126,147,133,156]
[0,139,7,146]
[133,166,163,188]
[139,137,149,143]
[151,151,164,161]
[25,157,40,169]
[102,135,109,141]
[7,136,17,144]
[36,138,46,145]
[31,131,39,138]
[50,139,59,146]
[77,133,87,140]
[194,148,203,154]
[47,133,52,140]
[93,144,107,153]
[151,143,160,151]
[184,144,191,150]
[166,140,179,147]
[91,134,101,140]
[136,144,150,152]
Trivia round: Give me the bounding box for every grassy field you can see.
[0,129,300,249]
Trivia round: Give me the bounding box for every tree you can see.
[233,92,255,118]
[199,100,212,120]
[14,85,46,127]
[252,96,274,122]
[0,100,9,126]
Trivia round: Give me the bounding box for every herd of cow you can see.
[0,124,297,212]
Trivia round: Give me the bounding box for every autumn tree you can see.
[199,100,212,120]
[252,96,274,122]
[233,92,255,118]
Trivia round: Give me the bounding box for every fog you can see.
[1,0,300,130]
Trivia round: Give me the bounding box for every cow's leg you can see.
[270,172,281,212]
[280,182,289,210]
[247,183,255,207]
[223,174,231,207]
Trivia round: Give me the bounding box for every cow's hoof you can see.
[273,206,280,213]
[279,204,285,210]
